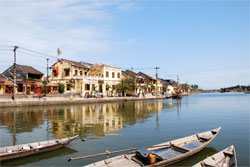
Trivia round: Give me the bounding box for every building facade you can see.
[50,59,121,96]
[2,64,44,95]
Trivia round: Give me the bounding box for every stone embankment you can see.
[0,96,166,108]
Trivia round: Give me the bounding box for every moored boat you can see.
[0,135,78,161]
[172,92,182,99]
[70,127,221,167]
[193,145,237,167]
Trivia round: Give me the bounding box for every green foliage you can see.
[150,84,155,90]
[26,87,30,95]
[42,81,47,85]
[58,83,65,93]
[67,79,74,88]
[25,78,42,82]
[191,84,199,90]
[116,78,137,96]
[106,84,111,91]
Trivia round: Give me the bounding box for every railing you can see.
[73,75,104,80]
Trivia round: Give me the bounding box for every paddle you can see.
[68,144,170,162]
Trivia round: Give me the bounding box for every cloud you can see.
[0,0,141,74]
[118,1,143,12]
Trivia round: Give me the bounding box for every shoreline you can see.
[0,96,167,108]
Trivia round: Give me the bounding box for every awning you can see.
[47,83,58,87]
[4,81,13,86]
[35,82,44,87]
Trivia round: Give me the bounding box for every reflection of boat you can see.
[1,147,78,166]
[83,127,221,167]
[193,145,237,167]
[0,135,78,161]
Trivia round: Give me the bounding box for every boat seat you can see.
[199,135,211,141]
[154,148,183,160]
[183,141,202,150]
[0,147,7,153]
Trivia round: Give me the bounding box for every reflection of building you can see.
[0,109,45,145]
[48,103,124,138]
[0,100,177,142]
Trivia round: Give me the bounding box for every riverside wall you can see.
[0,96,166,108]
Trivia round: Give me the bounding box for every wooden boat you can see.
[82,127,221,167]
[172,92,182,99]
[0,135,78,161]
[193,145,237,167]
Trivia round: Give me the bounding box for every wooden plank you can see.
[172,144,191,153]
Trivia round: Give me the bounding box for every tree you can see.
[191,84,199,91]
[42,81,49,95]
[58,83,65,93]
[116,78,137,96]
[150,84,155,91]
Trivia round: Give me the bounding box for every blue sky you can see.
[0,0,249,89]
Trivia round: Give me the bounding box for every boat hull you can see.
[84,127,221,167]
[193,145,237,167]
[0,135,78,161]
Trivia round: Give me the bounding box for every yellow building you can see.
[50,59,90,93]
[50,59,121,96]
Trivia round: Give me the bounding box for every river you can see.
[0,93,249,166]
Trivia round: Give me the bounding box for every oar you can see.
[68,144,170,162]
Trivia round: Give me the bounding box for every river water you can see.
[0,93,249,166]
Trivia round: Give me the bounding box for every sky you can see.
[0,0,249,89]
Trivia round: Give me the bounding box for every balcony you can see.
[73,75,104,81]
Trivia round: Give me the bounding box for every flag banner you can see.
[57,48,62,55]
[56,66,59,75]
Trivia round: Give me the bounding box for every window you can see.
[85,84,90,90]
[80,71,83,75]
[85,72,87,75]
[75,70,78,75]
[117,72,120,78]
[112,72,115,78]
[67,84,71,91]
[92,84,95,90]
[106,71,109,77]
[53,70,57,77]
[65,69,70,76]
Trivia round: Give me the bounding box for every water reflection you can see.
[170,147,218,167]
[2,147,77,166]
[0,100,180,146]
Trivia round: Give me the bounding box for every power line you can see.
[0,45,14,48]
[0,48,12,50]
[18,50,57,60]
[159,68,177,78]
[121,66,155,71]
[19,46,58,59]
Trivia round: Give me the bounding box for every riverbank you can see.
[0,96,167,108]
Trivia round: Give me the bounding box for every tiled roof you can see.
[17,64,43,75]
[98,63,121,69]
[137,72,155,80]
[0,74,8,81]
[123,70,137,77]
[62,59,93,69]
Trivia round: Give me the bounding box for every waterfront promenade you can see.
[0,95,166,108]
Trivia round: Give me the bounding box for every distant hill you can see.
[220,85,250,92]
